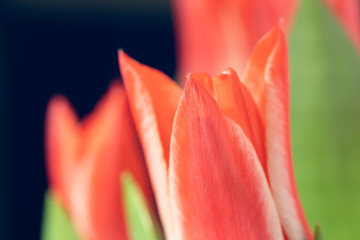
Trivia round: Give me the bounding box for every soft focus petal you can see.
[323,0,360,51]
[241,23,280,121]
[243,24,312,239]
[118,51,182,238]
[189,69,267,174]
[173,0,299,82]
[45,82,154,240]
[169,78,284,240]
[45,95,80,210]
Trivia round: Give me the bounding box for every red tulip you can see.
[119,23,312,239]
[173,0,299,80]
[119,51,183,238]
[173,0,360,81]
[45,81,155,240]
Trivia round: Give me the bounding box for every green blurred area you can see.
[42,173,163,240]
[290,0,360,239]
[121,172,163,240]
[41,193,79,240]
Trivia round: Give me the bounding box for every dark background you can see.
[0,0,175,239]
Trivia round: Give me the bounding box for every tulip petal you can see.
[81,82,155,240]
[169,78,284,240]
[242,24,312,239]
[46,82,154,240]
[241,24,280,121]
[173,0,299,82]
[45,95,80,209]
[118,51,182,237]
[189,70,267,174]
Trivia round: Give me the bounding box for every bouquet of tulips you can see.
[42,0,360,239]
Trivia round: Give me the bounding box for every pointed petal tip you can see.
[266,20,286,43]
[184,74,201,93]
[117,48,127,60]
[47,94,71,114]
[118,50,142,70]
[251,20,285,52]
[182,75,214,108]
[45,95,78,130]
[185,72,192,84]
[117,50,145,84]
[118,49,128,67]
[118,49,137,73]
[276,18,287,39]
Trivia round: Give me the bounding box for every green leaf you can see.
[314,224,324,240]
[289,0,360,239]
[121,172,163,240]
[41,192,79,240]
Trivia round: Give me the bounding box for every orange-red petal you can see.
[242,23,312,239]
[189,69,267,174]
[173,0,299,83]
[45,82,154,240]
[118,51,182,237]
[45,95,80,209]
[169,78,284,240]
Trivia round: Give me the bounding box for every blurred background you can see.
[1,0,360,239]
[0,0,175,239]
